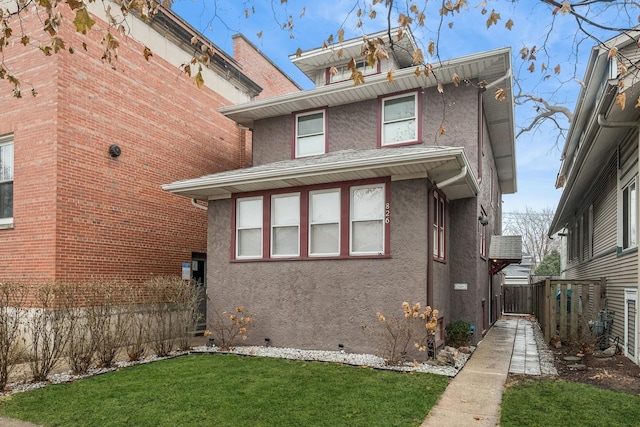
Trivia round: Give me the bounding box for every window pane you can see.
[298,113,323,136]
[273,194,299,226]
[310,191,340,222]
[273,226,298,256]
[352,221,383,252]
[238,229,261,257]
[0,182,12,219]
[310,223,339,254]
[237,199,262,228]
[0,143,13,182]
[352,186,384,220]
[384,96,415,121]
[296,134,325,157]
[383,119,416,144]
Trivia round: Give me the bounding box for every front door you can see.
[624,288,638,363]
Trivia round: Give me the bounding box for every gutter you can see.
[191,199,208,211]
[436,166,467,189]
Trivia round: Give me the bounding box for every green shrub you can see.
[445,320,472,348]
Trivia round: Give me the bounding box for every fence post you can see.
[544,278,551,343]
[570,283,579,341]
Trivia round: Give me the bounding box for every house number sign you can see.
[385,203,390,223]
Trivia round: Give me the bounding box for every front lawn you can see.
[501,378,640,427]
[0,354,448,427]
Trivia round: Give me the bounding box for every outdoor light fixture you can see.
[338,343,345,353]
[478,214,489,226]
[108,144,122,158]
[264,337,271,347]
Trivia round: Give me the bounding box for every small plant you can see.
[445,320,472,348]
[210,306,253,350]
[373,301,439,365]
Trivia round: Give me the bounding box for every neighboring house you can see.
[549,30,640,364]
[0,3,298,292]
[503,253,534,286]
[164,29,518,354]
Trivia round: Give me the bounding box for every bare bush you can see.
[0,282,28,389]
[372,302,439,366]
[27,283,75,382]
[87,280,131,368]
[210,306,253,351]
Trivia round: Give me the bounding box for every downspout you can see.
[436,166,467,189]
[427,182,435,309]
[191,199,208,211]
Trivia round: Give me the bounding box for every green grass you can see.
[0,354,448,427]
[501,379,640,427]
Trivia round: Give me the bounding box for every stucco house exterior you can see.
[549,30,640,364]
[0,2,298,290]
[164,30,518,354]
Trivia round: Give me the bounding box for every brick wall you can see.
[232,34,301,99]
[0,5,288,283]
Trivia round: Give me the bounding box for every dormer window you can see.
[294,110,327,158]
[380,92,420,146]
[327,60,378,84]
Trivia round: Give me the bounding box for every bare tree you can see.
[1,0,640,140]
[503,207,560,270]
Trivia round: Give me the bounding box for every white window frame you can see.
[622,176,637,251]
[381,92,418,146]
[328,60,377,84]
[270,193,300,258]
[349,183,385,255]
[308,189,341,257]
[0,135,14,228]
[235,196,264,259]
[295,110,326,158]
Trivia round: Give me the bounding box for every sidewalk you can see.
[422,316,540,426]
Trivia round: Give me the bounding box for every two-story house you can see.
[0,2,298,299]
[164,29,518,354]
[549,30,640,364]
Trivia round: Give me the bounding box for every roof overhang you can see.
[550,31,640,235]
[488,235,523,276]
[219,47,516,195]
[163,146,479,201]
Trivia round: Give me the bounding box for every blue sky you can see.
[170,0,617,213]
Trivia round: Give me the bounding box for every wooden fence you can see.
[503,284,532,314]
[530,278,606,343]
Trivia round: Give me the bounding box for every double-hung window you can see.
[309,189,340,256]
[0,135,13,226]
[271,193,300,257]
[433,190,446,261]
[381,92,418,146]
[295,110,326,158]
[233,179,389,260]
[236,197,263,259]
[623,176,637,250]
[350,184,385,255]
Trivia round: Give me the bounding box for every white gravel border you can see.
[0,345,471,397]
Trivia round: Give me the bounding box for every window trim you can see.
[378,91,421,147]
[0,134,14,228]
[231,178,391,261]
[622,175,637,251]
[292,108,328,159]
[234,196,264,260]
[270,193,301,258]
[349,183,387,256]
[433,189,447,262]
[308,188,341,257]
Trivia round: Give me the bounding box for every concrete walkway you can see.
[422,316,540,426]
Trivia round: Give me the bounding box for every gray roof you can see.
[489,235,523,260]
[163,145,479,201]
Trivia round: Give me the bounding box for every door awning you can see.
[489,235,523,276]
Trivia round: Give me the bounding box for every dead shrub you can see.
[209,306,253,350]
[0,282,28,389]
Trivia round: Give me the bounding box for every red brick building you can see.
[0,4,299,283]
